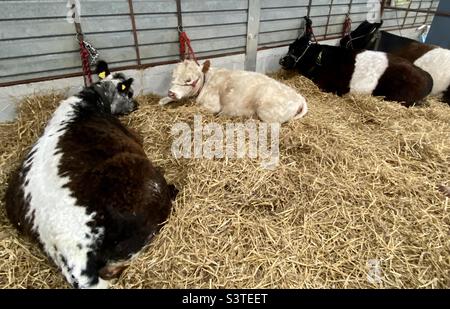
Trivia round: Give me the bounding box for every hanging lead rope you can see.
[176,0,199,64]
[75,34,99,86]
[70,0,98,86]
[342,14,352,38]
[179,29,199,64]
[304,16,317,43]
[79,38,93,86]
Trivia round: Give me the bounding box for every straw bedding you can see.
[0,72,449,288]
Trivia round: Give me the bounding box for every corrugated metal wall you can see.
[258,0,440,48]
[0,0,440,85]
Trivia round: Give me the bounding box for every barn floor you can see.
[0,72,449,288]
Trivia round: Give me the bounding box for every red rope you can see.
[179,31,198,64]
[79,40,92,86]
[342,14,352,38]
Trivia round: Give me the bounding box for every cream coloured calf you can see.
[159,60,308,123]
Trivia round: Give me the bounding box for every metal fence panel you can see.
[0,0,442,85]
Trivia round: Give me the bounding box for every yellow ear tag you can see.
[121,84,126,91]
[98,71,106,79]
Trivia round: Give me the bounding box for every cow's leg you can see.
[200,93,222,114]
[159,97,175,106]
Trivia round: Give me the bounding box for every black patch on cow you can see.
[25,149,36,161]
[81,250,102,286]
[282,34,433,105]
[389,41,436,63]
[76,84,113,115]
[112,73,126,81]
[443,85,450,105]
[60,254,68,268]
[283,39,356,96]
[373,54,433,107]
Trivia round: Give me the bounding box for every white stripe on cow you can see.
[23,96,108,289]
[350,50,389,94]
[414,47,450,96]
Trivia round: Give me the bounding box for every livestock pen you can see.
[0,0,449,289]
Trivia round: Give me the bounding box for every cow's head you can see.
[94,60,138,115]
[280,16,317,70]
[340,20,383,50]
[166,59,210,100]
[279,34,314,70]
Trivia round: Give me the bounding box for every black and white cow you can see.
[341,20,450,105]
[280,23,433,107]
[4,61,178,288]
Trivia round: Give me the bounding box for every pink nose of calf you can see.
[168,91,177,99]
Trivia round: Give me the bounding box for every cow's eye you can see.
[186,79,191,83]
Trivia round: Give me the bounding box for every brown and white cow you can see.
[159,59,308,123]
[281,31,433,107]
[4,61,178,288]
[387,42,450,104]
[341,20,450,104]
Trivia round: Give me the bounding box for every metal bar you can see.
[176,0,183,31]
[127,0,141,66]
[384,6,450,17]
[244,0,261,72]
[257,23,424,50]
[348,0,354,15]
[70,0,89,87]
[380,0,386,17]
[401,0,414,28]
[423,0,435,25]
[307,0,312,17]
[324,0,335,39]
[412,1,423,25]
[175,0,184,60]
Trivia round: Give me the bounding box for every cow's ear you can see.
[202,60,211,73]
[118,78,133,93]
[96,60,111,79]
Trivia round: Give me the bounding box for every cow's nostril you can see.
[168,91,176,99]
